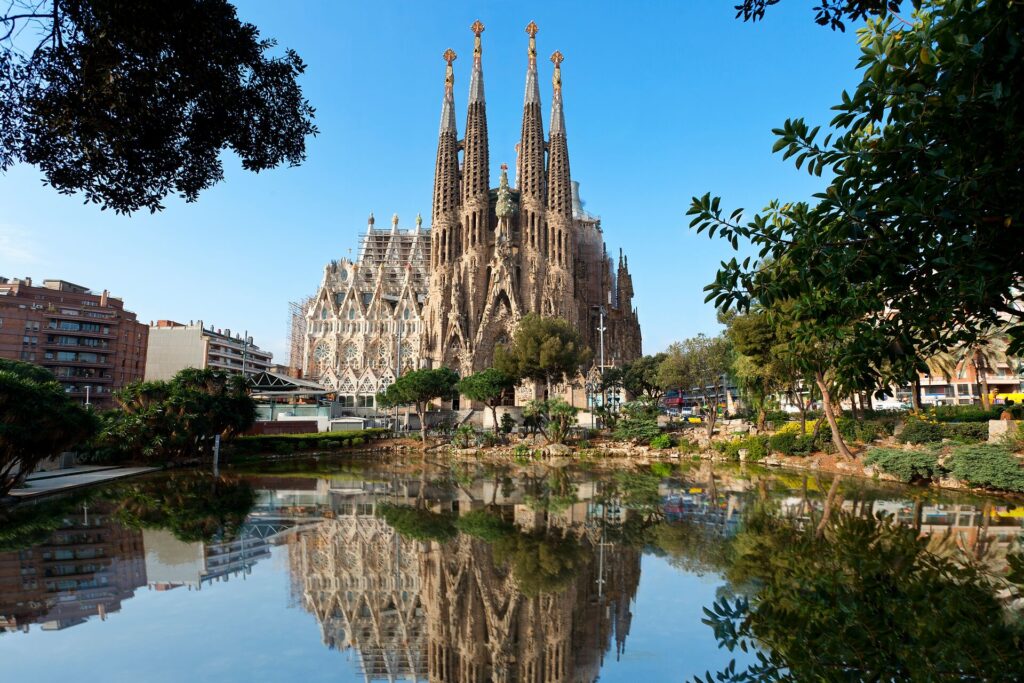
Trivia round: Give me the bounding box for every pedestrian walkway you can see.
[10,466,158,499]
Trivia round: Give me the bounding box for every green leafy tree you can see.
[0,0,317,213]
[614,399,661,444]
[96,368,255,463]
[494,314,592,397]
[725,310,786,431]
[377,367,459,448]
[457,368,515,432]
[691,1,1024,414]
[521,398,578,445]
[734,0,903,31]
[0,359,97,495]
[658,334,732,438]
[620,353,668,402]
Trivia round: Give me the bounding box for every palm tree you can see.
[924,326,1011,409]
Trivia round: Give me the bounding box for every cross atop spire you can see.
[525,20,538,38]
[551,50,564,92]
[468,20,485,103]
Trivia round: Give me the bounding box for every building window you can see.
[357,395,374,408]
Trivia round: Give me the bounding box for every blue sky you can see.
[0,1,864,361]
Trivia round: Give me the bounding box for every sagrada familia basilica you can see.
[298,22,642,407]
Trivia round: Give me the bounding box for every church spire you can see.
[432,48,460,267]
[547,50,572,218]
[462,20,490,205]
[518,21,545,214]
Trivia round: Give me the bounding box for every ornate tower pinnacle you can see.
[469,20,485,104]
[462,19,490,205]
[432,47,461,267]
[517,19,546,264]
[439,49,457,135]
[547,49,571,211]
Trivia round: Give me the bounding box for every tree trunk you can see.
[911,376,923,412]
[490,404,499,434]
[815,475,843,539]
[850,394,859,422]
[975,352,991,410]
[815,371,854,459]
[417,401,428,450]
[864,391,873,411]
[704,395,718,440]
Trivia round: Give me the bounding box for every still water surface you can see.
[2,458,1023,682]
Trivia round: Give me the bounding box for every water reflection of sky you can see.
[2,466,1021,682]
[0,545,746,683]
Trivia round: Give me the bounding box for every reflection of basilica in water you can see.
[284,476,640,683]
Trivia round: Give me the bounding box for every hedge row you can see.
[866,444,1024,492]
[898,420,988,444]
[231,428,390,455]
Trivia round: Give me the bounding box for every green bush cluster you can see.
[947,444,1024,493]
[898,419,988,444]
[649,434,673,450]
[232,428,388,455]
[677,437,701,455]
[767,430,817,456]
[928,405,1003,423]
[864,448,943,483]
[714,435,769,461]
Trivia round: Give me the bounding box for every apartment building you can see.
[0,277,148,408]
[918,356,1023,406]
[144,320,272,381]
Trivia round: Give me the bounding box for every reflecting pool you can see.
[2,459,1023,682]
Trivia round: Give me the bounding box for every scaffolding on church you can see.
[287,296,312,373]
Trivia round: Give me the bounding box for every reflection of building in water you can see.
[422,531,639,683]
[290,511,426,680]
[285,476,641,683]
[0,506,146,633]
[143,529,272,591]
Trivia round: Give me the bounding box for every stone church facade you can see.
[301,22,641,407]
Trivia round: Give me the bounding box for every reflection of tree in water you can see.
[288,468,642,683]
[109,472,255,543]
[695,483,1024,683]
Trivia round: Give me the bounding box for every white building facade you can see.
[301,214,430,408]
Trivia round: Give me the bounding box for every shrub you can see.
[769,430,798,455]
[928,405,1002,423]
[677,438,701,455]
[714,435,768,461]
[500,412,516,434]
[792,435,817,456]
[942,422,988,443]
[744,435,769,461]
[947,444,1024,492]
[864,448,944,483]
[649,434,673,450]
[350,436,365,447]
[898,418,944,444]
[452,424,475,448]
[512,443,531,460]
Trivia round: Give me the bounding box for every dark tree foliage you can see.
[693,1,1024,387]
[95,367,256,463]
[377,367,459,447]
[734,0,907,31]
[697,511,1024,682]
[111,472,255,543]
[494,313,592,393]
[0,0,317,213]
[376,502,457,543]
[0,359,97,496]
